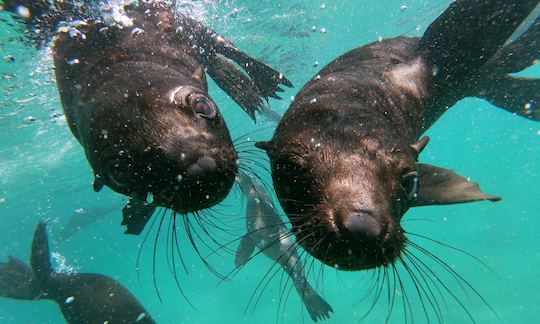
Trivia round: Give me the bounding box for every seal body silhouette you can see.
[3,0,291,234]
[236,177,333,322]
[258,0,539,270]
[0,222,155,323]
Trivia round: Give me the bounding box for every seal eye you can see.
[105,160,131,189]
[401,171,419,202]
[189,95,216,119]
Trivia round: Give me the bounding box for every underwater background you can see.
[0,0,538,323]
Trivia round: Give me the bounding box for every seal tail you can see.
[0,0,93,46]
[469,15,540,122]
[0,222,52,300]
[418,0,538,86]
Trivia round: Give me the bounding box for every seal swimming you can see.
[1,0,292,234]
[256,0,539,312]
[236,176,333,322]
[0,222,155,323]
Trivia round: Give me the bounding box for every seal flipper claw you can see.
[206,53,265,122]
[121,199,156,235]
[414,164,501,207]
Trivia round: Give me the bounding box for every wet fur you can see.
[258,0,539,321]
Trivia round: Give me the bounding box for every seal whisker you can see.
[151,207,168,303]
[276,246,310,324]
[407,242,499,321]
[398,255,432,324]
[204,220,295,261]
[232,125,276,145]
[401,252,444,323]
[184,212,227,280]
[407,232,496,275]
[405,249,473,322]
[238,166,273,194]
[247,233,315,317]
[168,212,197,310]
[193,211,236,256]
[136,206,164,282]
[358,266,388,322]
[392,263,413,324]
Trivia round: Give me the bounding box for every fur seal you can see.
[257,0,539,271]
[236,176,333,322]
[0,222,155,323]
[2,0,292,234]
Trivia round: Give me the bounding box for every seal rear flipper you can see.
[0,256,40,300]
[31,222,53,286]
[297,283,334,322]
[470,16,540,122]
[414,163,501,206]
[418,0,538,86]
[121,199,156,235]
[478,76,540,121]
[176,15,293,101]
[234,236,256,268]
[488,16,540,73]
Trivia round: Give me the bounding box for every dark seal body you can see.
[0,222,155,323]
[259,0,539,270]
[2,0,291,234]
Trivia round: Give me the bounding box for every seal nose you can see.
[186,156,218,178]
[343,212,382,241]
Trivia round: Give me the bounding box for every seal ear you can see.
[413,163,501,207]
[191,66,205,81]
[410,136,430,160]
[255,141,274,152]
[93,176,105,192]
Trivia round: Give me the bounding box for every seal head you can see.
[259,108,425,271]
[84,70,237,213]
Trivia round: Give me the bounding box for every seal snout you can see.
[343,211,384,242]
[186,156,218,178]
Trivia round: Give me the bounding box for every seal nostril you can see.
[344,212,382,240]
[186,156,218,178]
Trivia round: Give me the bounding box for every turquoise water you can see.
[0,0,539,323]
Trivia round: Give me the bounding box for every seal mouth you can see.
[291,209,406,271]
[153,157,238,213]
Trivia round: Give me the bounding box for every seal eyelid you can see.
[401,170,419,202]
[188,94,217,119]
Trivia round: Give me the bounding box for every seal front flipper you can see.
[234,236,256,268]
[121,199,156,235]
[176,15,293,101]
[413,164,501,207]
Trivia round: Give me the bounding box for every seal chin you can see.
[157,159,237,213]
